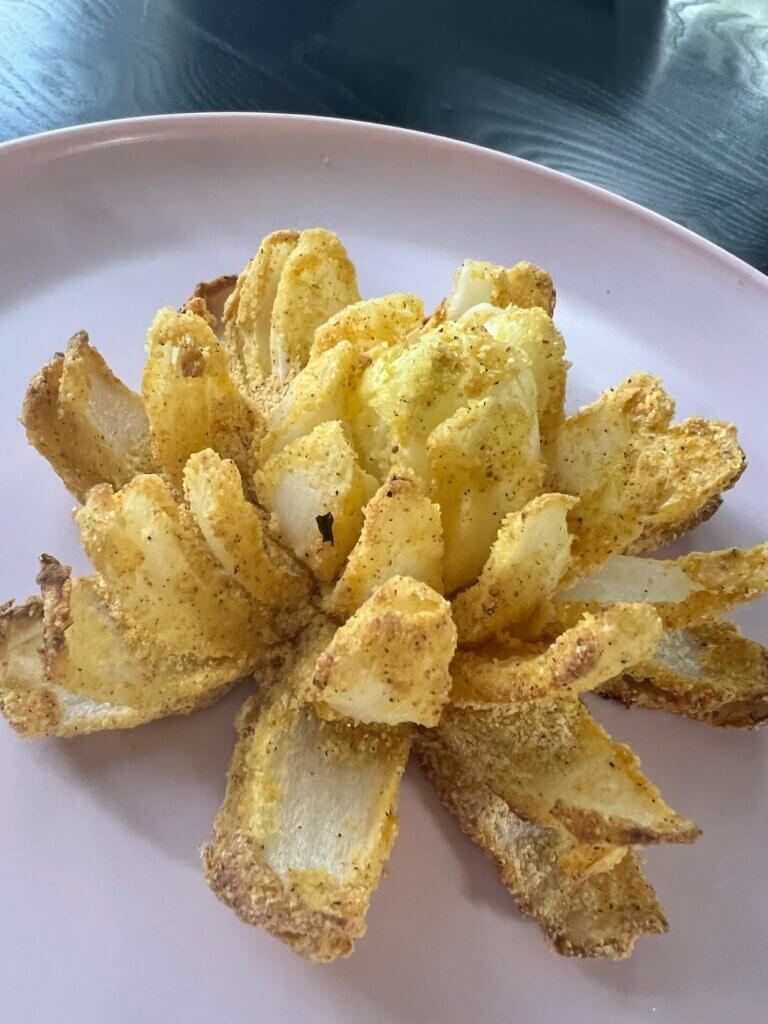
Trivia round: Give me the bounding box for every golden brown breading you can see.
[257,421,378,583]
[504,261,557,315]
[259,340,366,463]
[451,604,663,706]
[441,259,556,321]
[482,306,567,452]
[415,728,667,959]
[352,321,502,479]
[452,493,576,644]
[183,449,311,609]
[204,685,411,961]
[443,259,514,319]
[0,564,240,738]
[255,607,339,698]
[143,306,261,489]
[269,229,360,381]
[38,556,245,713]
[600,619,768,727]
[547,374,676,581]
[425,700,698,845]
[549,382,746,581]
[626,418,745,555]
[223,230,300,389]
[428,374,545,593]
[326,469,444,618]
[21,331,154,501]
[552,545,768,630]
[309,576,456,726]
[76,475,279,662]
[310,293,424,359]
[0,596,148,737]
[627,494,723,555]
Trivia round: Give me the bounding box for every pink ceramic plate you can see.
[0,114,765,1024]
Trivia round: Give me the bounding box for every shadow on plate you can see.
[43,682,251,868]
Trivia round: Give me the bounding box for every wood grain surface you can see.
[0,0,766,269]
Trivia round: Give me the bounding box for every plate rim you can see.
[1,110,766,295]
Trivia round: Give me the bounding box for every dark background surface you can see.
[1,0,766,270]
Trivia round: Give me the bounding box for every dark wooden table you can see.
[1,0,766,270]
